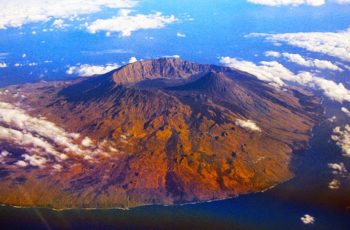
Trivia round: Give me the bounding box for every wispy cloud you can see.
[176,32,186,38]
[235,119,262,132]
[81,49,129,55]
[247,0,350,6]
[247,0,325,6]
[265,51,342,71]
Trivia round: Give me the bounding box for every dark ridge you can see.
[166,71,235,93]
[0,168,10,179]
[57,73,119,102]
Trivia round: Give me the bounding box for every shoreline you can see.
[0,181,284,212]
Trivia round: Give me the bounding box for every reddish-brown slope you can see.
[0,58,322,209]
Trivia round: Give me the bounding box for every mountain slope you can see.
[0,58,322,209]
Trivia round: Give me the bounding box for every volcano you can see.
[0,58,322,209]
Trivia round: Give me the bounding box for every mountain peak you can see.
[112,58,218,85]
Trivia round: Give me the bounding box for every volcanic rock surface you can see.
[0,58,322,209]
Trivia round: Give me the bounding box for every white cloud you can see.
[67,63,120,77]
[0,0,137,29]
[0,126,59,156]
[129,56,138,63]
[28,62,38,66]
[328,179,340,189]
[52,164,63,172]
[22,53,26,58]
[0,53,9,59]
[328,162,348,175]
[332,125,350,157]
[341,107,350,117]
[220,57,350,103]
[265,51,342,71]
[328,116,337,123]
[264,51,281,58]
[252,27,350,62]
[247,0,350,6]
[82,49,129,56]
[235,119,262,132]
[333,0,350,4]
[15,160,28,167]
[22,154,47,168]
[0,62,7,68]
[163,55,181,59]
[176,32,186,38]
[86,11,177,37]
[0,150,10,164]
[1,150,10,157]
[0,101,104,162]
[301,214,315,225]
[220,57,289,87]
[282,52,342,71]
[81,137,93,147]
[52,19,67,29]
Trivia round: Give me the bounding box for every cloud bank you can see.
[252,28,350,62]
[0,102,106,167]
[0,0,137,29]
[220,57,350,103]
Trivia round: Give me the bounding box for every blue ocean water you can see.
[0,1,350,229]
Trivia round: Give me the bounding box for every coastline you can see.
[0,181,285,212]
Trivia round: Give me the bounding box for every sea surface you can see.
[1,1,350,229]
